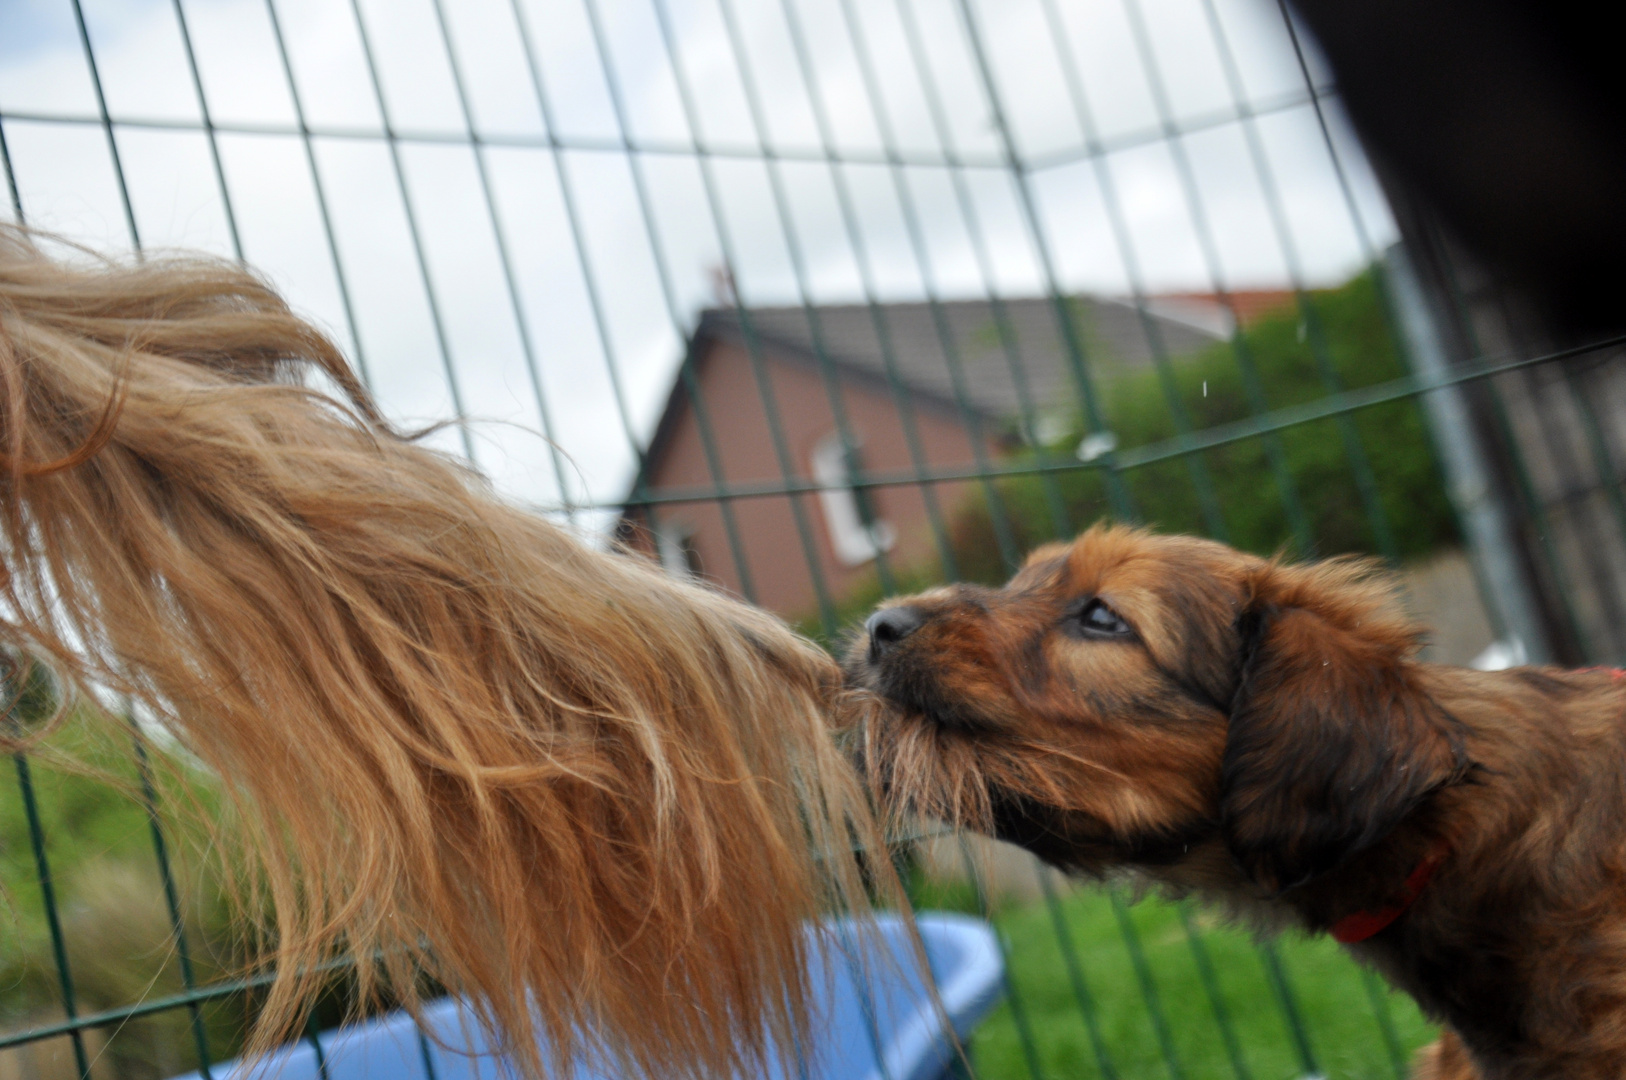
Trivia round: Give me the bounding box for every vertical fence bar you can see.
[689,0,901,594]
[867,0,1077,544]
[505,0,645,464]
[501,0,715,578]
[1138,0,1398,561]
[11,752,92,1078]
[1030,0,1238,544]
[762,0,962,576]
[9,18,128,1069]
[262,0,373,383]
[1036,869,1120,1080]
[789,0,1028,575]
[169,0,245,258]
[642,0,846,632]
[424,0,579,516]
[946,0,1134,523]
[1385,245,1553,662]
[416,1029,440,1080]
[130,719,215,1079]
[1359,967,1409,1080]
[1256,940,1319,1077]
[304,1012,332,1080]
[1,116,21,217]
[1036,0,1313,555]
[1107,891,1185,1080]
[568,0,784,604]
[1175,905,1251,1080]
[582,0,798,601]
[343,0,476,462]
[958,839,1045,1080]
[67,0,142,249]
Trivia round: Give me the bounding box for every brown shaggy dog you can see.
[846,523,1626,1080]
[0,225,887,1080]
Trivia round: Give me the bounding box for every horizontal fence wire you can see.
[0,85,1333,169]
[6,0,1626,1076]
[610,336,1626,510]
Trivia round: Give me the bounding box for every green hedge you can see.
[957,271,1456,581]
[804,270,1459,643]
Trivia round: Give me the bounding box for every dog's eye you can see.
[1076,598,1132,638]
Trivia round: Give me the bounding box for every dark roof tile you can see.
[696,295,1228,423]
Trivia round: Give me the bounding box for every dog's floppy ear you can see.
[1221,565,1463,892]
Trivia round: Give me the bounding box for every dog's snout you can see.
[866,606,925,660]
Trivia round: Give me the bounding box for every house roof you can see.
[695,295,1232,425]
[628,293,1252,506]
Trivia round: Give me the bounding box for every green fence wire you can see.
[5,0,1626,1076]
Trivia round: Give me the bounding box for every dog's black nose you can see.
[866,606,924,660]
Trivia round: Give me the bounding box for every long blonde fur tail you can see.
[0,225,882,1079]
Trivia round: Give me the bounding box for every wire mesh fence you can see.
[5,0,1626,1076]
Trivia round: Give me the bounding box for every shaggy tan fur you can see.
[0,225,886,1080]
[849,524,1626,1080]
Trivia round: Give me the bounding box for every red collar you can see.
[1330,843,1450,944]
[1331,667,1621,944]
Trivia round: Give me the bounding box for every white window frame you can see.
[811,433,896,568]
[654,521,701,578]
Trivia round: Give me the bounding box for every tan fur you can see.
[0,225,889,1080]
[848,523,1626,1080]
[1415,1031,1480,1080]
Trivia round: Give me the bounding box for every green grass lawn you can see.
[913,874,1438,1080]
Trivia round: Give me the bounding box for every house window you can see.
[654,521,703,578]
[811,433,896,567]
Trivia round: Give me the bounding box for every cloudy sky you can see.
[0,0,1396,522]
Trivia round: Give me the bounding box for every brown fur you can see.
[847,523,1626,1080]
[0,225,891,1080]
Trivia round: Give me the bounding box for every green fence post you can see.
[130,719,215,1079]
[1036,869,1120,1080]
[342,0,476,462]
[1035,0,1314,555]
[1360,967,1409,1079]
[1176,905,1252,1080]
[762,0,967,576]
[11,752,92,1078]
[959,839,1046,1080]
[1108,891,1186,1080]
[1257,940,1320,1078]
[945,0,1135,524]
[425,0,583,517]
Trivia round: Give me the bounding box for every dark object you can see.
[1292,0,1626,337]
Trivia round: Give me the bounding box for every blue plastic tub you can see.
[168,912,1003,1080]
